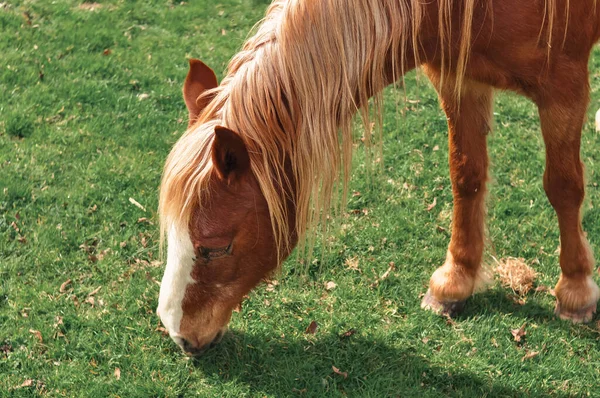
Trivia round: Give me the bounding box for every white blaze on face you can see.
[157,224,196,338]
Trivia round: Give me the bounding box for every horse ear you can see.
[212,126,250,183]
[183,59,218,127]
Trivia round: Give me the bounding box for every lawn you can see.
[2,1,600,397]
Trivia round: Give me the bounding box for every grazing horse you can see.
[157,0,600,356]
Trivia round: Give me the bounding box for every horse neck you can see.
[220,0,422,255]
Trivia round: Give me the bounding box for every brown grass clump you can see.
[495,257,538,295]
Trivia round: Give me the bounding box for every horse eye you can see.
[197,242,233,261]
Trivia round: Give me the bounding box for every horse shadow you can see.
[460,288,556,322]
[183,287,597,397]
[189,328,532,398]
[459,286,600,330]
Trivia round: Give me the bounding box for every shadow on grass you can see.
[461,288,554,322]
[190,330,526,397]
[459,288,599,337]
[177,288,593,397]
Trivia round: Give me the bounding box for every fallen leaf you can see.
[114,368,121,380]
[129,197,146,211]
[98,248,111,260]
[88,286,102,296]
[137,217,153,224]
[14,378,45,391]
[305,320,318,334]
[16,379,33,388]
[85,296,95,307]
[426,197,437,211]
[79,238,99,254]
[340,329,356,339]
[29,329,43,343]
[380,262,395,280]
[102,48,111,56]
[511,323,527,343]
[137,93,149,101]
[521,350,540,361]
[332,365,348,378]
[345,257,360,271]
[78,2,102,11]
[325,281,337,290]
[22,11,32,25]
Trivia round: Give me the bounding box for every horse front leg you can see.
[421,66,493,316]
[538,77,599,323]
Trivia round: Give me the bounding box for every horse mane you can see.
[160,0,569,257]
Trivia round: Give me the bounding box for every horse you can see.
[156,0,600,356]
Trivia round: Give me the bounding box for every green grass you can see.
[2,1,600,396]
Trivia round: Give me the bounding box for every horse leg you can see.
[421,66,492,316]
[538,79,600,323]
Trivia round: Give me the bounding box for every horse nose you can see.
[179,337,204,355]
[176,331,224,356]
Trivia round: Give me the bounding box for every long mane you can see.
[160,0,568,256]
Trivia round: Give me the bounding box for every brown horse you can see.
[157,0,600,356]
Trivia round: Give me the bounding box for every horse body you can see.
[158,0,600,355]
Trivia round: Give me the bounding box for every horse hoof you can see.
[554,301,597,324]
[421,289,466,317]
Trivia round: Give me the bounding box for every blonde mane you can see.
[160,0,568,256]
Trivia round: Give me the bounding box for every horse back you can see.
[419,0,600,100]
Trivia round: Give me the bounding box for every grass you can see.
[1,1,600,396]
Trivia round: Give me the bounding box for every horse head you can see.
[157,60,281,356]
